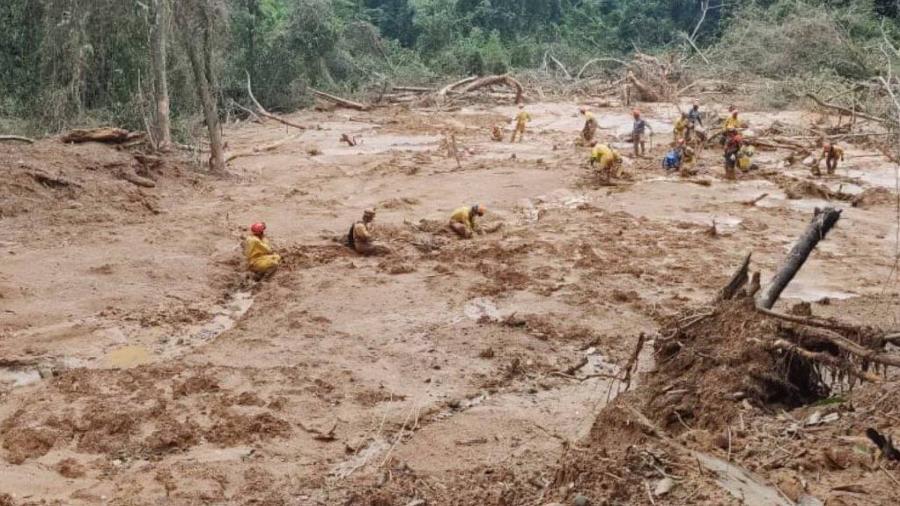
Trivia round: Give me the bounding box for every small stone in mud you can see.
[572,494,590,506]
[479,347,495,359]
[447,399,461,409]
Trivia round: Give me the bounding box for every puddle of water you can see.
[187,290,255,343]
[104,345,153,368]
[847,165,900,189]
[518,189,590,223]
[781,281,857,302]
[464,298,502,321]
[0,367,43,387]
[694,451,794,506]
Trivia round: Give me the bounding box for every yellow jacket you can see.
[244,235,281,273]
[724,116,740,131]
[591,144,620,167]
[826,146,844,160]
[515,111,531,126]
[450,206,478,231]
[674,117,688,134]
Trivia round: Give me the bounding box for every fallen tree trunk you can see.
[438,76,478,99]
[0,135,36,144]
[61,128,144,144]
[392,86,433,93]
[225,134,301,163]
[757,207,842,309]
[575,57,629,79]
[461,75,525,104]
[120,171,156,188]
[311,89,370,111]
[804,93,895,125]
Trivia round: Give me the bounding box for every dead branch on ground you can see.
[244,72,308,130]
[61,128,144,144]
[311,89,371,111]
[225,134,302,163]
[0,135,36,144]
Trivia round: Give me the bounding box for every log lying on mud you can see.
[61,128,144,144]
[225,134,302,163]
[804,93,896,126]
[311,89,370,111]
[0,135,35,144]
[756,207,842,309]
[435,74,524,104]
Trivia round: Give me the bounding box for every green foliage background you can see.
[1,0,898,134]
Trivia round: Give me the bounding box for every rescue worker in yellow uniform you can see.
[449,204,486,239]
[244,222,281,278]
[510,103,531,143]
[724,108,741,137]
[591,141,623,182]
[815,143,844,176]
[673,113,689,144]
[580,107,598,144]
[348,209,390,256]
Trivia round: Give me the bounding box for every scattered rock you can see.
[572,494,590,506]
[654,477,674,497]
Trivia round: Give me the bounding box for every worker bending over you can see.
[244,222,281,278]
[632,109,653,157]
[815,143,844,176]
[580,107,597,143]
[723,134,743,180]
[591,141,623,182]
[673,113,689,144]
[348,209,390,256]
[510,103,531,143]
[449,204,486,239]
[723,107,741,138]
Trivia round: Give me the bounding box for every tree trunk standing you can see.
[756,207,842,309]
[150,0,172,150]
[175,0,225,173]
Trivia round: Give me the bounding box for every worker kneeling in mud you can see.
[348,209,391,256]
[580,107,597,144]
[449,204,486,239]
[591,141,623,182]
[662,139,694,174]
[245,222,281,278]
[815,143,844,176]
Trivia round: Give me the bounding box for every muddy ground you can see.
[1,98,898,505]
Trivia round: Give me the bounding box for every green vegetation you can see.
[0,0,898,136]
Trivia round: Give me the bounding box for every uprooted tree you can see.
[649,207,900,431]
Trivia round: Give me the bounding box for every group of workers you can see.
[245,101,848,276]
[244,204,489,277]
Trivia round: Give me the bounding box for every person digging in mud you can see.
[449,204,485,239]
[347,209,391,256]
[814,142,844,176]
[491,125,504,142]
[510,103,531,143]
[591,141,623,183]
[723,133,742,180]
[663,139,693,174]
[580,107,597,144]
[244,222,281,279]
[737,140,758,172]
[631,109,652,157]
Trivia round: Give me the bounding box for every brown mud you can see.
[0,99,898,504]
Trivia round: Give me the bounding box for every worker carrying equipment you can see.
[510,103,531,143]
[449,204,485,239]
[347,209,390,256]
[723,134,743,180]
[632,109,652,157]
[244,222,281,277]
[591,142,623,182]
[580,107,597,143]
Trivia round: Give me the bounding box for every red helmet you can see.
[250,222,266,236]
[823,143,831,151]
[632,108,641,117]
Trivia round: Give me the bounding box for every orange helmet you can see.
[473,204,486,216]
[632,108,641,117]
[250,222,266,237]
[579,106,587,114]
[677,138,686,145]
[823,143,831,151]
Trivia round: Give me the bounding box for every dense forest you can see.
[2,0,899,137]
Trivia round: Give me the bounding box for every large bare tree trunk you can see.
[176,0,225,173]
[150,0,172,150]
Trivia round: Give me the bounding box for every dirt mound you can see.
[852,186,896,208]
[54,457,86,478]
[204,409,291,446]
[0,140,190,222]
